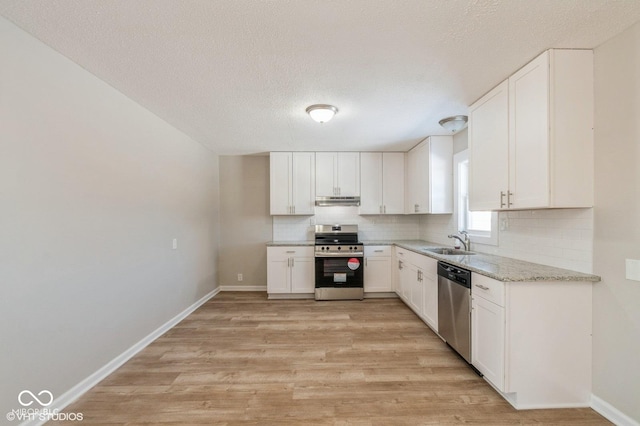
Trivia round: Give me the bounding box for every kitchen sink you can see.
[423,248,476,256]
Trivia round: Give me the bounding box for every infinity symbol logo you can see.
[18,390,53,407]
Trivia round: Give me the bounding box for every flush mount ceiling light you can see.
[439,115,468,133]
[306,104,338,123]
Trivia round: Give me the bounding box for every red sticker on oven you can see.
[347,258,361,270]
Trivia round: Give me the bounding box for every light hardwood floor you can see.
[52,292,610,425]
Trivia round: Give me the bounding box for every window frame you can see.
[453,150,498,246]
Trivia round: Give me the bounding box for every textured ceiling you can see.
[2,1,640,154]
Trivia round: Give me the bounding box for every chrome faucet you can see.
[448,231,470,251]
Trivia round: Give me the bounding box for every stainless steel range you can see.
[314,225,364,301]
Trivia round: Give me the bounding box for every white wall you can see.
[219,155,272,289]
[592,21,640,423]
[0,16,220,417]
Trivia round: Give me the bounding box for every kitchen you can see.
[2,1,640,425]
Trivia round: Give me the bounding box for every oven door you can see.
[315,256,364,288]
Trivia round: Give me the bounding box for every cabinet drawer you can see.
[365,245,392,257]
[268,246,314,261]
[472,273,505,307]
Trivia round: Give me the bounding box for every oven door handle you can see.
[315,253,364,258]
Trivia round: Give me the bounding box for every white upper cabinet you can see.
[316,152,360,197]
[360,152,405,214]
[270,152,315,215]
[405,136,453,214]
[468,81,509,211]
[469,49,594,211]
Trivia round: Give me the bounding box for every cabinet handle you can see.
[475,284,489,290]
[291,258,294,267]
[414,204,419,213]
[384,205,386,214]
[365,258,368,267]
[286,250,295,253]
[500,191,506,208]
[292,205,295,214]
[379,205,382,214]
[374,250,383,253]
[287,258,291,267]
[399,260,403,270]
[508,191,513,208]
[338,187,341,195]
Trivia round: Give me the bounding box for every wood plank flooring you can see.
[51,292,610,425]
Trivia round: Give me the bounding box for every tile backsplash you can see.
[420,208,594,273]
[272,207,420,241]
[272,207,594,274]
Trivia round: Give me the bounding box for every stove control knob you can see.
[337,246,341,250]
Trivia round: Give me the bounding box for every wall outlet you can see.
[237,273,243,282]
[625,259,640,281]
[172,238,178,250]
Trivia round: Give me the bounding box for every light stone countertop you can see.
[268,239,601,283]
[266,241,314,247]
[365,239,600,283]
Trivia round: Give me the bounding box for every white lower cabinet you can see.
[364,246,393,293]
[420,256,438,331]
[470,272,593,408]
[472,292,505,391]
[267,246,314,295]
[393,247,438,333]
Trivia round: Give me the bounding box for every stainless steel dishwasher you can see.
[437,261,472,363]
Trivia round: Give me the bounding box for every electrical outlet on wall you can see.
[172,238,178,250]
[237,273,243,282]
[625,259,640,281]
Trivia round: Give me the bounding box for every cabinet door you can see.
[270,152,292,215]
[509,51,550,209]
[267,248,291,294]
[315,152,336,197]
[421,257,438,331]
[405,148,418,213]
[410,265,424,315]
[364,257,392,292]
[414,142,430,213]
[397,259,411,302]
[472,295,506,391]
[428,136,453,214]
[360,153,383,214]
[290,256,315,293]
[382,153,405,214]
[469,80,509,211]
[336,152,360,196]
[291,152,315,214]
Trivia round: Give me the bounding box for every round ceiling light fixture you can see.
[439,115,468,133]
[306,104,338,123]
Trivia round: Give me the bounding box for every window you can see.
[454,150,498,246]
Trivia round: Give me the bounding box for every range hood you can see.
[315,196,361,207]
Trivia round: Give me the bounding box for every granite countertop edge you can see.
[267,241,315,247]
[387,240,600,283]
[267,239,601,283]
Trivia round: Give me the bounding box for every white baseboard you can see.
[591,394,639,426]
[19,287,221,426]
[220,285,267,291]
